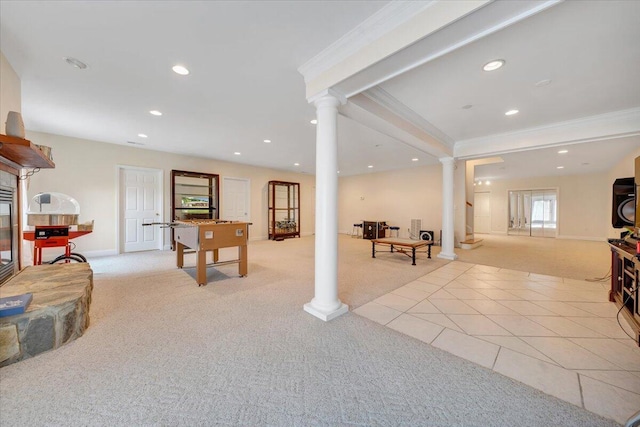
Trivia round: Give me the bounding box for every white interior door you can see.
[120,167,162,252]
[222,177,250,222]
[473,192,491,234]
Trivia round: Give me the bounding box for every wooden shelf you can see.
[0,134,55,169]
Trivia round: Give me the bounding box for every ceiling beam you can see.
[299,0,491,101]
[341,92,452,159]
[454,108,640,159]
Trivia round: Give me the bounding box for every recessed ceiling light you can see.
[535,79,552,87]
[486,181,491,185]
[149,110,162,116]
[462,104,473,110]
[412,158,419,162]
[294,163,300,166]
[234,152,241,155]
[505,109,519,116]
[478,181,483,185]
[263,139,271,143]
[557,166,564,169]
[172,65,189,75]
[367,165,373,168]
[138,133,148,138]
[64,57,88,69]
[483,59,505,71]
[558,149,568,154]
[310,119,317,125]
[337,171,340,174]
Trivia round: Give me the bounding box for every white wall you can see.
[25,131,315,257]
[338,165,442,239]
[0,51,21,133]
[475,173,609,240]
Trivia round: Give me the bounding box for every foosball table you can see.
[173,220,250,286]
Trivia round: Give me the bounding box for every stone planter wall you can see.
[0,263,93,367]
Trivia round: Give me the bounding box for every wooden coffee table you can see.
[371,237,433,265]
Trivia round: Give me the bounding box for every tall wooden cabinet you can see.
[171,170,219,247]
[268,181,300,240]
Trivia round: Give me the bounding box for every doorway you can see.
[222,177,250,222]
[474,192,491,234]
[118,166,163,252]
[508,189,557,237]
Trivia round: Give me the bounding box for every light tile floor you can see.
[353,261,640,425]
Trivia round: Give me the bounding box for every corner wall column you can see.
[304,92,349,321]
[438,156,458,260]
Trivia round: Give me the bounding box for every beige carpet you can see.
[0,234,618,426]
[454,234,611,282]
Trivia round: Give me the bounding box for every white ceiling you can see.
[1,1,639,179]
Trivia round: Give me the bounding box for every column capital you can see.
[310,88,347,107]
[439,156,456,166]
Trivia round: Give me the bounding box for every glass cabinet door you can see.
[171,170,219,222]
[171,170,219,249]
[268,181,300,240]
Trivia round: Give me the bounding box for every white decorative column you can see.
[304,91,349,321]
[438,157,458,260]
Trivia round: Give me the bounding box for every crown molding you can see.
[336,0,561,98]
[343,93,453,158]
[363,87,454,147]
[454,108,640,159]
[300,0,492,100]
[298,1,437,82]
[307,88,347,106]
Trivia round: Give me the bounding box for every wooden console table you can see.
[608,239,640,346]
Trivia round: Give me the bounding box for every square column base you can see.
[437,252,458,261]
[304,302,349,321]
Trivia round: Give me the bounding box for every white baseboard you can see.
[557,235,607,242]
[249,235,268,241]
[81,249,119,258]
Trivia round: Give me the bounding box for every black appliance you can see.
[363,221,386,240]
[419,230,434,242]
[612,177,635,228]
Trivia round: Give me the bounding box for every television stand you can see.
[608,238,640,346]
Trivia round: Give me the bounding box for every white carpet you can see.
[0,236,619,426]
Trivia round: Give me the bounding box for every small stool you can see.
[352,223,363,238]
[388,226,400,238]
